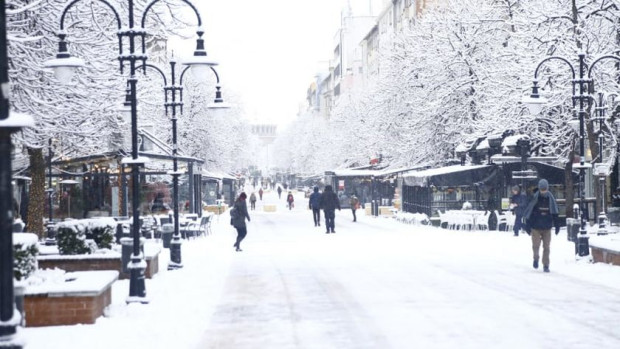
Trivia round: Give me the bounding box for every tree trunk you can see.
[26,147,45,239]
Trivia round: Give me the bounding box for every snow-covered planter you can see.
[13,233,39,281]
[56,218,116,255]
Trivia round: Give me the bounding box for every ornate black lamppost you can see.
[524,52,620,257]
[130,59,228,269]
[45,0,217,302]
[1,4,34,347]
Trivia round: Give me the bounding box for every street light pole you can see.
[45,0,217,303]
[593,92,609,235]
[137,59,228,269]
[47,138,54,222]
[1,4,34,346]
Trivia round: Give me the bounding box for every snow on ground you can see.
[22,186,620,349]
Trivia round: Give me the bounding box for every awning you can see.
[402,164,497,187]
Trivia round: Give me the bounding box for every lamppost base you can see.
[126,256,148,304]
[169,236,183,270]
[577,234,590,257]
[0,314,23,349]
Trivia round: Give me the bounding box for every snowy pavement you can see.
[23,188,620,349]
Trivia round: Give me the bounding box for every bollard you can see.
[161,223,174,248]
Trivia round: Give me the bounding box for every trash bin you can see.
[566,218,579,242]
[161,223,174,248]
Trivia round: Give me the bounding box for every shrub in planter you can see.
[13,233,39,281]
[56,218,117,255]
[85,218,116,249]
[56,222,93,255]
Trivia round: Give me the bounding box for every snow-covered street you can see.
[21,189,620,349]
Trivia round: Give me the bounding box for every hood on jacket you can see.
[324,185,333,192]
[313,187,319,193]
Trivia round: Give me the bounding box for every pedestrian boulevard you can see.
[23,189,620,349]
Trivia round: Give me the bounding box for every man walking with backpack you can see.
[319,185,341,234]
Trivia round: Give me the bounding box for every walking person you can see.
[523,179,560,272]
[350,194,360,222]
[277,186,282,199]
[249,192,257,211]
[510,185,527,236]
[320,185,341,233]
[258,188,264,200]
[309,187,321,227]
[286,191,294,210]
[231,192,251,252]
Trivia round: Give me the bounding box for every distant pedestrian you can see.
[510,185,527,236]
[231,192,251,252]
[259,188,264,200]
[309,187,321,227]
[350,194,360,222]
[523,179,560,272]
[249,192,257,211]
[277,186,282,199]
[319,185,341,233]
[287,192,294,210]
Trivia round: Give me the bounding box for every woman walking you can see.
[232,192,251,252]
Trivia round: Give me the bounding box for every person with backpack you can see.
[249,192,257,211]
[231,192,251,252]
[308,187,321,227]
[286,191,294,210]
[319,185,341,233]
[523,179,560,272]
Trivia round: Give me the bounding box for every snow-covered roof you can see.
[403,164,490,179]
[502,134,530,148]
[476,139,490,150]
[201,170,236,180]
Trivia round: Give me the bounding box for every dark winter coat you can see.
[319,185,341,211]
[287,194,294,203]
[523,191,559,230]
[231,199,250,228]
[510,193,527,216]
[309,187,321,209]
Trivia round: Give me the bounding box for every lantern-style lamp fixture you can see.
[182,27,218,79]
[44,31,85,85]
[522,80,547,115]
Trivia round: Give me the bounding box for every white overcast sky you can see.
[183,0,384,128]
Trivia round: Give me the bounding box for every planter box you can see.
[590,235,620,266]
[364,206,395,216]
[24,271,118,327]
[263,204,277,212]
[203,204,228,215]
[38,247,160,279]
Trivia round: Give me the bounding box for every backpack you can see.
[230,207,238,225]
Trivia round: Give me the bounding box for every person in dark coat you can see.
[349,194,360,222]
[277,186,282,199]
[510,185,527,236]
[232,192,251,252]
[523,179,560,272]
[319,185,341,233]
[249,192,257,211]
[259,188,264,200]
[308,187,321,227]
[286,191,294,210]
